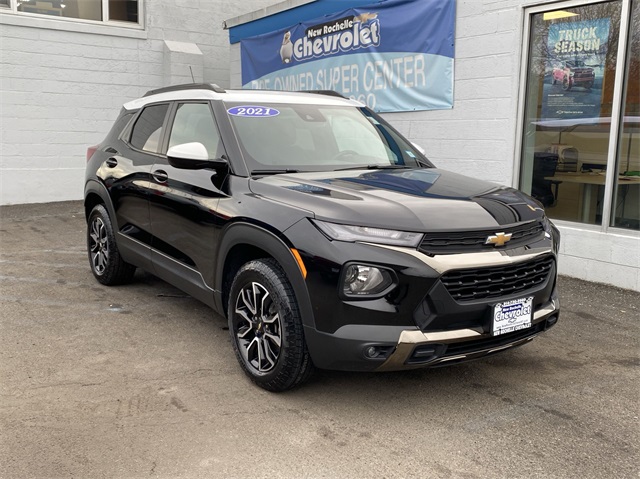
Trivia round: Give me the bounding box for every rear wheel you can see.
[562,76,572,90]
[87,204,136,285]
[228,258,314,391]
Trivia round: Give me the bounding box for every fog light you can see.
[363,345,394,359]
[364,346,378,358]
[342,264,393,297]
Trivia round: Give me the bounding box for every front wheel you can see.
[228,258,314,391]
[87,204,136,285]
[562,77,572,90]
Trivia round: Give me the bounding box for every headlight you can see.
[542,215,560,253]
[542,216,553,238]
[312,219,422,247]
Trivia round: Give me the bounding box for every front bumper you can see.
[376,297,559,371]
[303,296,559,371]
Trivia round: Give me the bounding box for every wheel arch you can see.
[84,180,117,227]
[215,222,316,329]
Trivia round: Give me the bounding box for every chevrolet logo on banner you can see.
[486,232,513,247]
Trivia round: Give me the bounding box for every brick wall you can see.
[0,0,275,205]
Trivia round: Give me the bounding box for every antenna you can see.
[189,66,195,83]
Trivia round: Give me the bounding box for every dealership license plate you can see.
[492,297,533,336]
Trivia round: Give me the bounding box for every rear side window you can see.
[106,110,134,141]
[130,103,169,153]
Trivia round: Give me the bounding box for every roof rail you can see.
[303,90,348,99]
[143,83,226,97]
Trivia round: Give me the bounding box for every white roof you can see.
[123,88,362,111]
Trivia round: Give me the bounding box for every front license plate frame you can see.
[492,296,533,336]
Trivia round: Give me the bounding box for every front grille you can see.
[418,221,545,255]
[441,255,554,302]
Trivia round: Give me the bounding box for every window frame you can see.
[125,102,172,157]
[513,0,635,235]
[0,0,144,30]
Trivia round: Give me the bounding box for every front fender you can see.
[214,222,316,329]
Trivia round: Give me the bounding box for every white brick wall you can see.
[0,0,275,205]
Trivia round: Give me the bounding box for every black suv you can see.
[85,84,560,391]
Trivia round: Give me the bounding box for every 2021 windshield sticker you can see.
[227,106,280,117]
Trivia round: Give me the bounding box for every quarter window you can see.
[130,104,169,154]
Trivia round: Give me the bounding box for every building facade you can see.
[0,0,638,291]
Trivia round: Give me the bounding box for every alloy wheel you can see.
[234,282,282,373]
[89,216,109,275]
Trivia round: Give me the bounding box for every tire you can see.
[584,81,593,90]
[562,77,572,91]
[87,204,136,286]
[228,258,314,392]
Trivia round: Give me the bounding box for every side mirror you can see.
[167,142,228,172]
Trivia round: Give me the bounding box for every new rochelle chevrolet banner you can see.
[240,0,455,113]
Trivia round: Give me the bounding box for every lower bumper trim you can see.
[376,299,558,371]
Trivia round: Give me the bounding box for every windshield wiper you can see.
[334,164,413,171]
[251,169,300,176]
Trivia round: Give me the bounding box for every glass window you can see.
[168,103,221,159]
[109,0,137,23]
[18,0,102,20]
[611,1,640,230]
[130,104,169,154]
[13,0,140,24]
[519,1,623,225]
[0,0,10,8]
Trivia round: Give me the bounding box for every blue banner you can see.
[240,0,455,113]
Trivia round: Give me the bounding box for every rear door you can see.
[101,102,170,270]
[148,101,228,305]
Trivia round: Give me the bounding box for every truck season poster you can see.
[239,0,455,113]
[541,18,611,120]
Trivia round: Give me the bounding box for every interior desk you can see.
[544,172,640,223]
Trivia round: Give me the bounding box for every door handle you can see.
[105,157,118,168]
[152,169,169,183]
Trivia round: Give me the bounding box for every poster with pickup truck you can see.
[541,18,611,120]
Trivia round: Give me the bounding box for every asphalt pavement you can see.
[1,201,638,478]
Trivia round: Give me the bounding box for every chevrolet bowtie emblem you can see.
[486,232,512,247]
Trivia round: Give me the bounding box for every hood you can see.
[249,168,544,232]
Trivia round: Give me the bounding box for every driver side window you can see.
[168,103,221,159]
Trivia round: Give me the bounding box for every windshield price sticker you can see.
[492,297,533,336]
[227,106,280,117]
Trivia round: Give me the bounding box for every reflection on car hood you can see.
[249,168,544,231]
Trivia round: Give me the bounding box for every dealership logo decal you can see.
[280,12,381,64]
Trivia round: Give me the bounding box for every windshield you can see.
[224,102,431,173]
